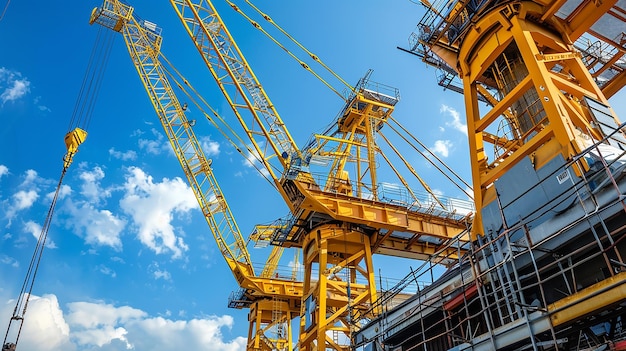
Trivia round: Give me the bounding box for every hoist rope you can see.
[0,0,10,22]
[225,0,353,100]
[2,169,68,349]
[68,25,115,133]
[4,22,111,351]
[388,115,474,199]
[241,0,354,93]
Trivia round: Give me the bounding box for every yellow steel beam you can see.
[602,70,626,99]
[566,0,619,40]
[372,234,464,264]
[297,182,468,240]
[548,272,626,326]
[299,225,377,351]
[248,299,297,351]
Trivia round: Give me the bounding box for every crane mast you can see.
[89,2,301,350]
[169,1,472,351]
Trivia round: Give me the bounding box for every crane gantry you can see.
[89,3,301,351]
[168,1,472,351]
[91,1,477,351]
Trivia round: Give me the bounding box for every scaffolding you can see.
[355,128,626,350]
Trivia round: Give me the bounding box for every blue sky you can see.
[1,1,624,350]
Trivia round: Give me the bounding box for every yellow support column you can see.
[299,225,378,351]
[457,1,622,237]
[248,299,294,351]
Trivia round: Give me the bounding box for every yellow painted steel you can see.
[450,1,624,238]
[548,272,626,327]
[299,224,378,351]
[62,127,88,169]
[417,0,625,344]
[248,299,298,351]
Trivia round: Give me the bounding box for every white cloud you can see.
[64,199,126,250]
[34,96,51,112]
[0,67,31,104]
[0,294,73,350]
[22,169,38,185]
[66,301,147,329]
[2,79,30,103]
[130,129,145,137]
[109,147,138,161]
[13,189,38,210]
[66,301,144,349]
[78,166,110,203]
[149,262,172,281]
[440,104,467,135]
[5,189,39,222]
[119,167,197,259]
[126,316,246,351]
[0,254,18,267]
[153,269,171,281]
[241,148,270,178]
[0,297,246,351]
[3,169,43,222]
[431,140,453,158]
[110,256,125,264]
[24,220,57,249]
[0,165,8,178]
[98,264,117,278]
[138,128,170,155]
[201,137,220,156]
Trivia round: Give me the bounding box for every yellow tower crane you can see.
[89,2,301,351]
[167,1,473,351]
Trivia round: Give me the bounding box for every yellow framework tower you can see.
[461,1,624,237]
[414,0,625,238]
